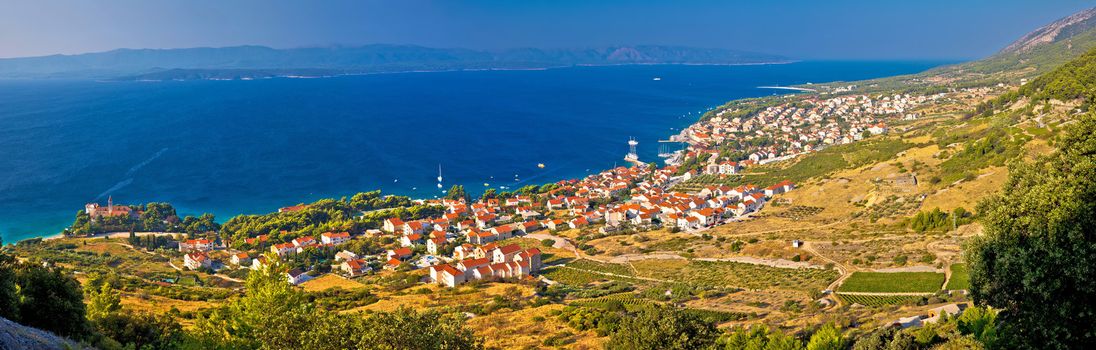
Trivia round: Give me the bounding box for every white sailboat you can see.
[431,164,440,188]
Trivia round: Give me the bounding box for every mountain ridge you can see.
[0,44,791,80]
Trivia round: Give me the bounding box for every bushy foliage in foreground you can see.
[967,111,1096,348]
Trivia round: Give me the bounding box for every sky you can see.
[0,0,1092,60]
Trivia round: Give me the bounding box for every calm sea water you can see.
[0,61,948,242]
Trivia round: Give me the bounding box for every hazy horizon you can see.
[1,0,1092,60]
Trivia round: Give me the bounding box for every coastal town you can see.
[78,84,1007,291]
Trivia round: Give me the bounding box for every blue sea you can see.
[0,61,949,242]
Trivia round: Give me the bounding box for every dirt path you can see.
[801,241,851,307]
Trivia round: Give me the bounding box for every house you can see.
[250,256,269,271]
[244,235,270,247]
[184,251,212,270]
[544,219,566,231]
[383,218,405,233]
[292,236,317,248]
[400,233,423,247]
[491,244,523,264]
[457,258,490,272]
[453,244,476,260]
[230,252,251,266]
[179,239,213,252]
[514,248,542,270]
[335,250,359,262]
[271,243,295,257]
[792,240,803,248]
[384,258,403,270]
[569,216,589,229]
[432,264,466,287]
[340,259,372,277]
[426,237,446,255]
[923,304,969,324]
[321,231,351,245]
[490,225,514,240]
[386,247,413,261]
[286,269,314,285]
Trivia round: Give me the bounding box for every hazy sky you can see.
[0,0,1091,59]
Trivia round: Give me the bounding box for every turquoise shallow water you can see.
[0,61,949,242]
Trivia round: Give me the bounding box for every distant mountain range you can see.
[0,45,791,80]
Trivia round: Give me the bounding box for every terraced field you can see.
[838,272,945,293]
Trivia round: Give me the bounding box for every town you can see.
[86,87,1004,290]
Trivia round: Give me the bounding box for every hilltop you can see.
[802,7,1096,94]
[0,44,789,80]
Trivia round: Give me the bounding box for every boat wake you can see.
[94,178,133,201]
[126,148,169,176]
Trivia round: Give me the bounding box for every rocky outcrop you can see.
[0,317,83,350]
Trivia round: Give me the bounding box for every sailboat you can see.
[436,164,443,189]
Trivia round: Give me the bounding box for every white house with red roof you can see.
[184,251,213,270]
[321,231,351,245]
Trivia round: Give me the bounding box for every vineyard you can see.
[570,293,750,323]
[838,272,944,293]
[542,266,646,286]
[631,259,838,292]
[565,259,635,276]
[836,293,923,307]
[773,205,825,220]
[945,264,970,290]
[669,174,744,193]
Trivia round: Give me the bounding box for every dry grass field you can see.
[300,274,367,292]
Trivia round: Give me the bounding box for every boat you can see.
[653,77,661,81]
[483,183,489,187]
[537,163,545,169]
[437,164,443,182]
[436,183,442,189]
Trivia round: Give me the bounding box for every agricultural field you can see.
[542,266,646,286]
[838,272,945,293]
[565,259,635,276]
[300,274,366,292]
[945,264,971,290]
[836,294,923,307]
[631,259,837,292]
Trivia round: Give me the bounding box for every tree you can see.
[446,185,470,202]
[0,253,18,320]
[86,282,122,321]
[956,307,997,348]
[966,112,1096,349]
[606,306,718,350]
[806,323,847,350]
[96,312,183,350]
[13,263,89,338]
[721,325,804,350]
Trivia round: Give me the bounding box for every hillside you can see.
[0,44,789,80]
[804,7,1096,94]
[0,317,84,350]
